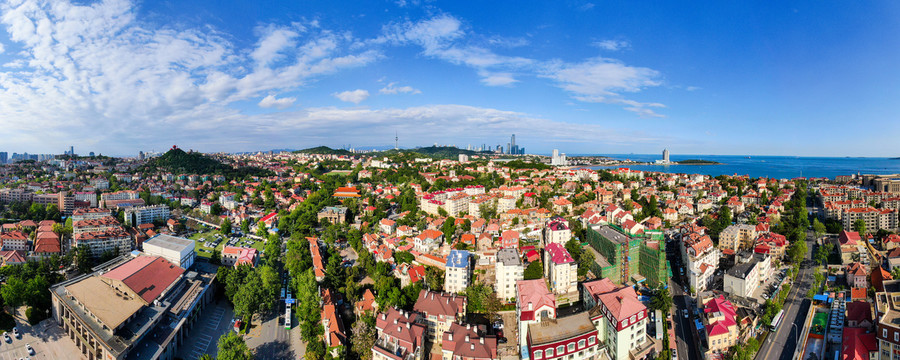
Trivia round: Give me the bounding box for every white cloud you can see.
[0,0,379,153]
[542,57,665,117]
[258,94,296,109]
[379,82,421,94]
[333,89,370,104]
[479,72,518,86]
[379,15,532,84]
[593,39,630,51]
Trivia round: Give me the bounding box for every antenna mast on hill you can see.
[395,131,399,150]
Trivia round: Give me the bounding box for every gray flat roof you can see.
[145,234,194,251]
[496,248,522,266]
[592,225,627,244]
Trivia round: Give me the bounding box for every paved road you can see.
[756,231,815,360]
[666,238,702,360]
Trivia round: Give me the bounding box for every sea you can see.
[575,154,900,180]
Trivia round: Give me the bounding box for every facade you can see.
[100,190,139,208]
[495,248,524,302]
[373,308,426,360]
[222,246,259,268]
[0,231,28,251]
[142,234,196,269]
[583,277,653,360]
[444,250,472,294]
[719,224,757,252]
[412,290,467,344]
[317,206,349,224]
[543,217,571,246]
[543,243,577,295]
[123,204,170,226]
[681,233,720,293]
[441,323,498,360]
[585,225,668,288]
[702,295,739,354]
[526,312,600,360]
[516,279,557,348]
[724,261,759,298]
[50,254,216,360]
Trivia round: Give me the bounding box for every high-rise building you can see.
[138,151,144,160]
[663,148,670,163]
[550,149,567,166]
[69,146,74,156]
[0,152,6,164]
[89,152,95,157]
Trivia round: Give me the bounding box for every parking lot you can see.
[176,301,235,360]
[752,267,790,303]
[0,315,81,360]
[190,231,264,258]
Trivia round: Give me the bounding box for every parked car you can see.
[13,327,19,338]
[683,309,689,318]
[25,343,33,355]
[498,337,508,344]
[3,332,9,342]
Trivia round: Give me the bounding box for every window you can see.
[534,350,543,359]
[546,348,554,357]
[588,336,596,345]
[885,329,889,338]
[578,340,585,349]
[567,343,575,352]
[895,331,899,342]
[557,345,565,355]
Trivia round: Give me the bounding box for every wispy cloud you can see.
[258,94,296,109]
[593,39,630,51]
[380,82,421,95]
[542,57,665,117]
[333,89,370,104]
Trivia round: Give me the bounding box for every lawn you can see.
[189,231,265,259]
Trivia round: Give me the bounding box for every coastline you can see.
[562,162,724,169]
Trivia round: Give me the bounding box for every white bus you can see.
[769,309,785,331]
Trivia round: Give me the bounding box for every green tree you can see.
[210,248,222,265]
[853,219,867,238]
[524,261,543,280]
[393,251,415,265]
[76,245,93,274]
[812,218,826,239]
[350,316,377,360]
[221,219,232,235]
[241,219,251,233]
[649,287,674,312]
[217,332,253,360]
[425,266,445,291]
[786,237,808,264]
[199,355,215,360]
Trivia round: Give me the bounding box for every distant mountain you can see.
[295,146,354,156]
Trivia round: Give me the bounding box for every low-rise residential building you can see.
[221,246,259,268]
[441,323,498,360]
[495,248,523,302]
[412,290,467,344]
[374,308,426,360]
[582,277,653,360]
[701,295,739,354]
[516,279,557,347]
[526,312,600,360]
[123,204,170,226]
[724,260,760,298]
[719,224,757,252]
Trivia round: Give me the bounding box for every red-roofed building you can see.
[701,295,738,353]
[543,243,576,295]
[842,327,877,360]
[222,246,259,268]
[516,279,557,347]
[441,323,498,360]
[499,230,520,249]
[585,278,651,360]
[101,256,185,304]
[373,308,426,360]
[0,250,26,266]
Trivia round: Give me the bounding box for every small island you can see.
[676,159,722,165]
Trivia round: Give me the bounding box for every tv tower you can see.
[395,131,399,150]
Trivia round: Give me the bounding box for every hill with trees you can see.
[140,147,272,179]
[295,146,354,156]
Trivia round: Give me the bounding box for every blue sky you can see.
[0,0,898,157]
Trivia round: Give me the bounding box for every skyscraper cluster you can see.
[550,149,567,166]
